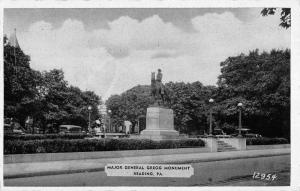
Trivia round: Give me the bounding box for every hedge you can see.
[246,137,289,145]
[4,133,89,141]
[4,138,205,154]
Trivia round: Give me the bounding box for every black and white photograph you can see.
[1,0,300,189]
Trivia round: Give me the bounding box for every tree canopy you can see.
[261,8,291,29]
[106,85,153,128]
[217,49,290,138]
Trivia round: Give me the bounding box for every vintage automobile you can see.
[231,128,262,138]
[4,123,25,135]
[58,125,83,135]
[244,133,263,138]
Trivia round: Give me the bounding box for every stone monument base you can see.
[140,129,180,140]
[140,107,179,141]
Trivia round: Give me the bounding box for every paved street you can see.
[5,154,290,186]
[217,171,290,186]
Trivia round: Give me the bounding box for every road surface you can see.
[5,154,290,186]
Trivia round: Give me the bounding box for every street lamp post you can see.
[137,118,140,134]
[237,102,243,137]
[108,110,112,133]
[209,98,214,137]
[88,106,92,132]
[103,113,107,138]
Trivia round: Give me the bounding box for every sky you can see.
[4,8,290,100]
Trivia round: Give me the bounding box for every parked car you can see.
[4,118,26,135]
[4,124,13,134]
[244,133,263,138]
[12,129,26,135]
[4,123,25,135]
[58,125,83,135]
[231,128,262,138]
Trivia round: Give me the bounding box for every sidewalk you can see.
[4,147,290,179]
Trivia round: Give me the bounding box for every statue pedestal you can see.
[140,107,179,140]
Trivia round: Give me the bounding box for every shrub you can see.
[4,138,205,154]
[4,133,89,141]
[246,137,289,145]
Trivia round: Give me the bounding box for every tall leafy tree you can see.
[35,69,102,132]
[166,82,216,133]
[217,49,290,138]
[106,85,153,128]
[4,42,40,124]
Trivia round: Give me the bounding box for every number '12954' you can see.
[253,172,277,181]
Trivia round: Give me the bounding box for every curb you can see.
[4,151,290,179]
[169,152,290,164]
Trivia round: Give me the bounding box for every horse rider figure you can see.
[151,69,168,105]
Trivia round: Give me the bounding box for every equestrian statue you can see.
[151,69,171,106]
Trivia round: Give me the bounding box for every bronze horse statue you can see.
[151,70,171,106]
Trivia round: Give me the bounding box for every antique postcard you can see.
[1,0,300,190]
